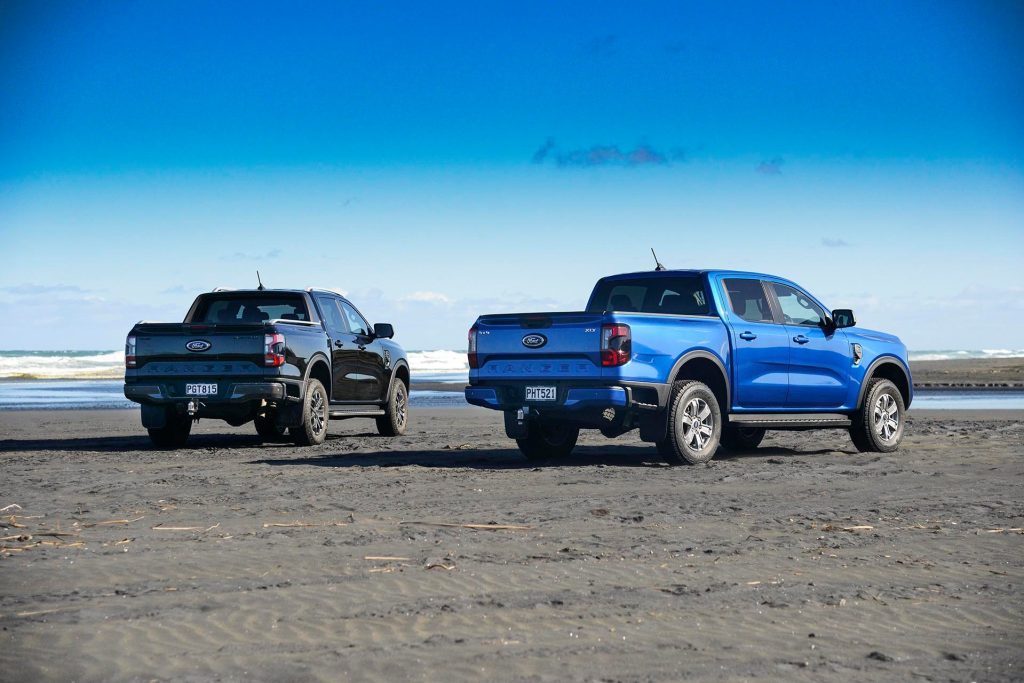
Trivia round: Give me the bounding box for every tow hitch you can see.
[186,400,203,418]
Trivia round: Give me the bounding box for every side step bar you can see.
[328,409,386,419]
[729,413,852,430]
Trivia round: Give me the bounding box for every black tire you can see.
[255,413,287,442]
[656,380,722,465]
[849,378,905,453]
[292,379,329,446]
[516,421,579,461]
[148,413,192,449]
[720,424,766,452]
[376,379,409,436]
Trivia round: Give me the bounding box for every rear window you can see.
[587,276,711,316]
[191,294,310,324]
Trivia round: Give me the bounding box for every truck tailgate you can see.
[473,312,606,381]
[133,323,267,362]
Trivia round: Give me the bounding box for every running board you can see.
[728,413,851,429]
[328,409,386,419]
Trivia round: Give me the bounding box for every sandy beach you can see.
[1,404,1021,682]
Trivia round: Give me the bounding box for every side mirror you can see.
[373,322,394,339]
[832,309,856,329]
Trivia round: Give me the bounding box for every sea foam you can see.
[1,348,1020,380]
[0,349,469,380]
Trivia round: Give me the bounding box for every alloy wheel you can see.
[310,388,326,436]
[395,387,407,427]
[873,393,899,441]
[682,397,714,450]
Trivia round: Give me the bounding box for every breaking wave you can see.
[0,349,469,380]
[908,349,1024,362]
[1,348,1018,380]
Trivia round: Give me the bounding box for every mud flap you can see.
[504,409,529,439]
[276,402,303,429]
[638,410,668,443]
[141,404,168,429]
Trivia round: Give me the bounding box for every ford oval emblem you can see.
[522,334,547,349]
[186,340,212,352]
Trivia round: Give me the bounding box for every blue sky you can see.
[1,1,1022,350]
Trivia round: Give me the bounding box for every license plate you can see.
[525,386,556,401]
[185,383,218,396]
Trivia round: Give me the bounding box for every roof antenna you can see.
[256,270,265,291]
[651,248,666,271]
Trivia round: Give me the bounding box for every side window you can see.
[315,296,349,336]
[771,283,825,327]
[723,279,774,323]
[339,300,369,336]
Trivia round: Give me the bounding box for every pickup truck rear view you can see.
[124,288,410,448]
[466,269,912,464]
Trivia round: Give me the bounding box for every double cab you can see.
[124,288,410,448]
[466,270,912,464]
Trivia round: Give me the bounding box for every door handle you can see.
[739,331,757,341]
[334,339,344,347]
[793,335,809,344]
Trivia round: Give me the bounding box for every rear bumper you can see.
[124,379,300,405]
[465,384,632,412]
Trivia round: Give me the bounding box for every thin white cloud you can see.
[0,283,88,296]
[401,291,451,304]
[220,249,282,261]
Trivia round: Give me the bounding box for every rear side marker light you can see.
[265,333,286,367]
[600,323,631,367]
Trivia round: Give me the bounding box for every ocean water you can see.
[908,349,1024,362]
[0,380,468,411]
[0,349,1021,411]
[2,348,1021,381]
[0,349,469,382]
[0,381,1020,412]
[0,349,470,410]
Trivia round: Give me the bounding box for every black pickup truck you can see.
[124,288,410,448]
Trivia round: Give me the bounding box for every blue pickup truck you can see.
[466,269,912,464]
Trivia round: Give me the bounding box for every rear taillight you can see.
[264,333,286,367]
[467,326,479,369]
[600,323,631,367]
[125,335,137,368]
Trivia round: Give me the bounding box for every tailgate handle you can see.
[739,331,757,341]
[520,316,552,329]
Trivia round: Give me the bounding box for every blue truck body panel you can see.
[467,270,912,420]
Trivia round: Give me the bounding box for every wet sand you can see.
[0,407,1022,682]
